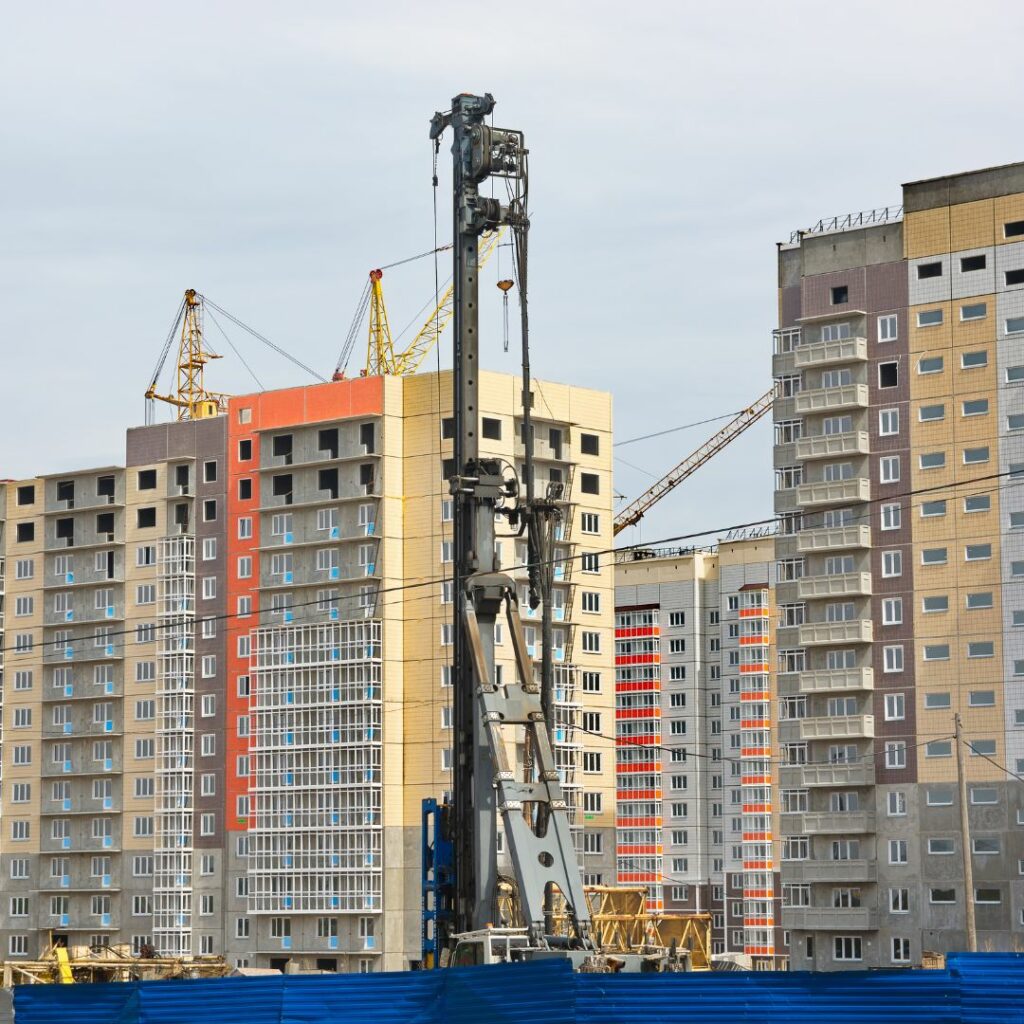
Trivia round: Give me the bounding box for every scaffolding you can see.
[153,536,196,956]
[249,621,383,919]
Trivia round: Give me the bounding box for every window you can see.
[968,643,994,660]
[918,355,944,374]
[884,693,905,721]
[964,495,991,513]
[917,309,943,328]
[202,576,216,599]
[136,507,156,528]
[889,839,909,864]
[881,597,902,626]
[878,362,898,388]
[965,543,991,561]
[580,512,599,534]
[580,473,599,495]
[961,253,986,272]
[881,503,901,530]
[919,451,945,470]
[880,456,900,483]
[921,547,947,565]
[833,937,862,962]
[481,416,502,440]
[1008,268,1024,287]
[582,631,601,654]
[918,403,944,422]
[582,671,601,693]
[202,499,217,521]
[963,446,989,465]
[1008,317,1024,335]
[878,314,897,341]
[922,595,948,614]
[16,522,35,543]
[917,261,942,280]
[581,591,601,614]
[892,937,912,963]
[580,432,599,456]
[961,302,987,321]
[975,888,1002,904]
[926,740,952,757]
[961,350,988,371]
[928,838,955,855]
[885,741,906,769]
[830,285,848,304]
[924,644,950,661]
[921,499,946,517]
[583,751,601,774]
[879,408,900,434]
[973,837,1001,855]
[136,545,156,566]
[882,550,902,577]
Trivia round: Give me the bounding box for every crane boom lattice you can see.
[613,387,775,535]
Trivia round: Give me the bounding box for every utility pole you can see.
[954,713,978,952]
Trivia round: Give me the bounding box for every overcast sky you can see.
[2,1,1022,545]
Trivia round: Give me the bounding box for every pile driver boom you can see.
[613,387,775,535]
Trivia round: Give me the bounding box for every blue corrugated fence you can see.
[11,953,1024,1024]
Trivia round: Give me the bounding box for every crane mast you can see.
[430,93,592,952]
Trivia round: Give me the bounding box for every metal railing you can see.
[789,205,902,244]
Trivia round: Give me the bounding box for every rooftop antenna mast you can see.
[429,93,592,950]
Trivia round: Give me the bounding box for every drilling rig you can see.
[421,93,684,973]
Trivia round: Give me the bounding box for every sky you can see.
[2,0,1023,547]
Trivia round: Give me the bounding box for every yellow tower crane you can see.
[145,289,227,421]
[338,229,506,379]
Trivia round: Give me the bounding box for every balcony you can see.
[800,811,876,834]
[797,572,872,600]
[798,620,872,647]
[802,762,874,788]
[794,336,868,369]
[798,668,874,694]
[794,384,869,415]
[796,430,870,462]
[786,860,875,884]
[795,478,870,508]
[784,907,877,931]
[800,715,874,741]
[797,524,871,553]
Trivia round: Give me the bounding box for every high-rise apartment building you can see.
[614,538,783,968]
[774,162,1024,969]
[0,369,616,971]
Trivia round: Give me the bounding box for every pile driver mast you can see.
[429,92,593,957]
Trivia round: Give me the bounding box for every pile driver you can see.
[421,93,683,973]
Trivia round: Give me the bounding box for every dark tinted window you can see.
[960,254,986,272]
[137,470,157,490]
[581,473,600,495]
[1005,220,1024,238]
[238,479,252,500]
[137,508,156,528]
[1005,269,1024,286]
[16,522,34,543]
[917,261,942,279]
[482,417,502,440]
[831,285,848,305]
[238,439,252,461]
[580,433,600,456]
[16,485,35,505]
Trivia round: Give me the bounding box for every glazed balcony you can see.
[794,336,868,369]
[797,572,872,600]
[796,430,870,462]
[798,620,872,647]
[796,478,870,508]
[794,384,869,415]
[799,714,874,741]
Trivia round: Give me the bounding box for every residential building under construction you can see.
[614,537,784,969]
[0,368,616,971]
[774,161,1024,968]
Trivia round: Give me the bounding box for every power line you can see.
[9,466,1024,659]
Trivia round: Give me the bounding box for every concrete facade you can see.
[774,162,1024,969]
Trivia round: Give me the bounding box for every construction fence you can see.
[11,952,1024,1024]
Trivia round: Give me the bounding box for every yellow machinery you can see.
[498,883,712,970]
[346,229,505,379]
[145,289,227,422]
[2,941,231,986]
